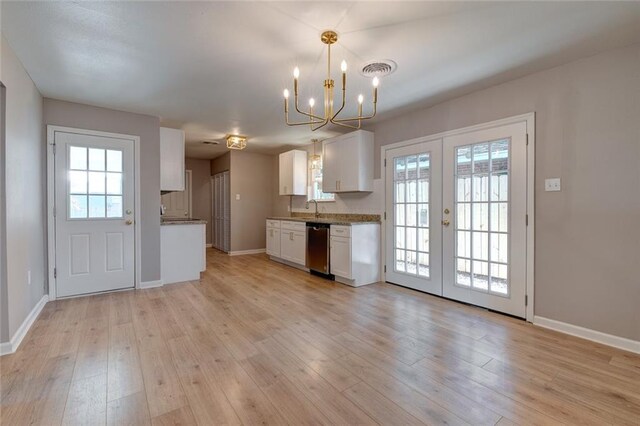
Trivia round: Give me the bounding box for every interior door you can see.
[442,122,528,317]
[385,139,443,294]
[54,131,135,298]
[161,170,191,217]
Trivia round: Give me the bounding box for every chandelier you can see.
[283,30,378,131]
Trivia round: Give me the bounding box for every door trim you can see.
[381,113,535,321]
[46,125,142,300]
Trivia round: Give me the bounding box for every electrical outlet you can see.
[545,178,561,192]
[27,270,31,285]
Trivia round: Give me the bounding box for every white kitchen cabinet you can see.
[160,127,185,191]
[330,224,380,286]
[161,223,206,284]
[279,150,307,195]
[266,220,281,257]
[322,130,374,193]
[279,221,306,266]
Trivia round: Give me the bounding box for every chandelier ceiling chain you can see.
[283,30,379,132]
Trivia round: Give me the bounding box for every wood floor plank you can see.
[150,405,197,426]
[106,391,151,425]
[138,348,189,418]
[343,381,426,426]
[107,322,145,402]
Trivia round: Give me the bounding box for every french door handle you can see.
[442,219,450,227]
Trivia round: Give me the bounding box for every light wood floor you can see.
[2,250,639,425]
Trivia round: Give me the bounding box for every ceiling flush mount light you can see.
[226,135,247,150]
[283,30,379,131]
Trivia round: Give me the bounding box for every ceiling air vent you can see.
[361,59,397,78]
[202,140,220,145]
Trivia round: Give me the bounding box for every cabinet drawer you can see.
[266,219,281,229]
[330,225,351,238]
[281,220,306,232]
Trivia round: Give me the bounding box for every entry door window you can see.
[454,139,510,296]
[68,146,123,219]
[394,153,430,278]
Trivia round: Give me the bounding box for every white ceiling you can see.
[3,1,640,159]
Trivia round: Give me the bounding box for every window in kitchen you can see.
[309,154,334,202]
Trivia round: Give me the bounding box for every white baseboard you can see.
[534,316,640,354]
[139,279,163,289]
[228,248,266,256]
[0,295,49,356]
[205,243,213,248]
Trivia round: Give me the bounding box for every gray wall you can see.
[370,43,640,341]
[0,83,6,343]
[185,158,212,245]
[43,99,162,283]
[230,151,273,252]
[0,36,47,343]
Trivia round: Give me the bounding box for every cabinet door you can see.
[336,133,359,192]
[280,230,293,261]
[160,127,185,191]
[266,228,280,257]
[279,151,292,195]
[330,236,352,278]
[322,139,340,193]
[290,231,306,265]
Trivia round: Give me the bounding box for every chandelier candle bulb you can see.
[283,89,289,99]
[358,94,364,104]
[309,98,315,108]
[341,60,347,72]
[372,76,379,87]
[293,67,300,79]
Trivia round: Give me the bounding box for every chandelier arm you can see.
[285,111,325,127]
[311,118,331,131]
[329,119,361,130]
[294,95,326,121]
[331,102,377,123]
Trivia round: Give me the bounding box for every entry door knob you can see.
[442,219,450,227]
[125,220,133,225]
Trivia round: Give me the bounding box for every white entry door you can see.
[385,139,443,294]
[54,131,135,298]
[442,122,528,318]
[385,122,529,318]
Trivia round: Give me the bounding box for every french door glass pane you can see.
[393,151,430,278]
[454,139,511,296]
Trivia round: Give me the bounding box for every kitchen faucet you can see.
[306,199,320,218]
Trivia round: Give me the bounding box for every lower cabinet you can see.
[266,220,306,267]
[330,224,380,287]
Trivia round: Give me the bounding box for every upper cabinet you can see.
[322,130,374,193]
[160,127,185,191]
[279,149,307,196]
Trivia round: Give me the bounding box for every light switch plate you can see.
[235,194,241,200]
[545,178,561,192]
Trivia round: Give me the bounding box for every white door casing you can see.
[385,139,443,295]
[53,130,136,298]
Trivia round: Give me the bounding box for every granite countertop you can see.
[161,218,207,226]
[267,215,381,226]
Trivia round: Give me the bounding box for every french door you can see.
[385,139,442,295]
[54,130,135,298]
[385,122,529,318]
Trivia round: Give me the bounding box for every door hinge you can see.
[384,265,387,273]
[51,143,56,154]
[384,211,387,220]
[526,214,529,226]
[384,158,387,167]
[53,206,56,217]
[525,294,528,306]
[54,268,57,279]
[526,134,529,146]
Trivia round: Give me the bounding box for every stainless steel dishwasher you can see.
[306,222,334,279]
